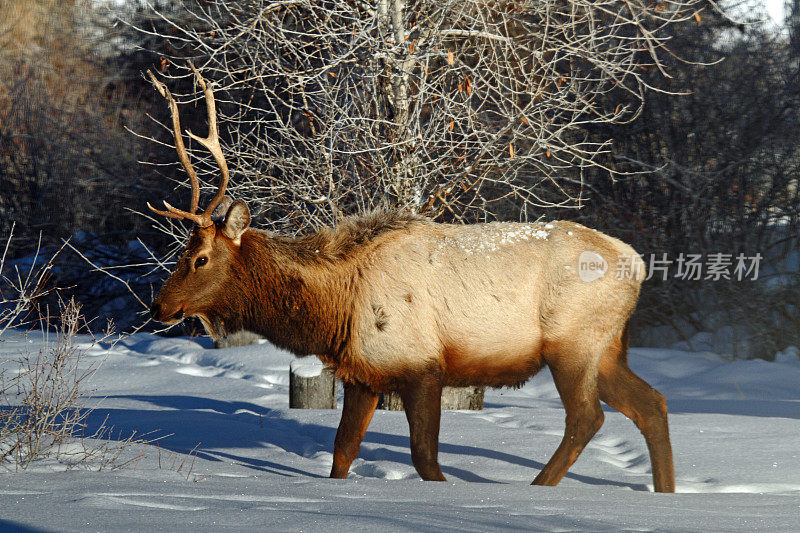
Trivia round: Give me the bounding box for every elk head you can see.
[147,63,251,336]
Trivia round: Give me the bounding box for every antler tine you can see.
[185,61,230,223]
[146,201,207,225]
[146,197,206,229]
[146,202,183,220]
[147,70,201,218]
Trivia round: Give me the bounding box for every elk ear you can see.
[211,196,235,220]
[222,199,250,244]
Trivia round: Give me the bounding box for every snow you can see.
[437,223,550,256]
[291,358,325,378]
[1,330,799,531]
[775,346,800,364]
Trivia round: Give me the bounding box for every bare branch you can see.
[137,0,701,232]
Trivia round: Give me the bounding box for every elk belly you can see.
[441,345,544,388]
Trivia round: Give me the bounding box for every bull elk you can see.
[148,65,675,492]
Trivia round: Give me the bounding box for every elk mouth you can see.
[150,302,186,324]
[167,309,185,322]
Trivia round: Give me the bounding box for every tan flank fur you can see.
[147,66,675,492]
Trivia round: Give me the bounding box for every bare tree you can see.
[563,2,800,358]
[139,0,703,233]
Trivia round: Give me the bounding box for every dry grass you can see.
[0,0,164,257]
[0,231,150,470]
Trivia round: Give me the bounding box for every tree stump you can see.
[377,390,405,411]
[214,330,260,349]
[377,386,484,411]
[289,359,336,409]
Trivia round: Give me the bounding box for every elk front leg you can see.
[330,381,379,478]
[399,373,447,481]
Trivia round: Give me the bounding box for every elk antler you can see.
[146,62,230,228]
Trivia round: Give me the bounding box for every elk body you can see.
[148,66,675,492]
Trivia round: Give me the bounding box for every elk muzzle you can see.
[150,301,184,323]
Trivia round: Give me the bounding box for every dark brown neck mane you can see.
[208,211,424,359]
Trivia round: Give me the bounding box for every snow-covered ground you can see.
[1,330,799,531]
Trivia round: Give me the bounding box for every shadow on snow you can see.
[84,394,647,491]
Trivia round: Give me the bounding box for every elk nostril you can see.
[150,302,161,320]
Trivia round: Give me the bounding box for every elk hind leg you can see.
[399,372,446,481]
[598,329,675,492]
[532,354,605,487]
[330,381,379,478]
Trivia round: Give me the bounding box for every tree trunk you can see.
[377,0,418,209]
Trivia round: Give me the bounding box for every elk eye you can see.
[194,256,208,269]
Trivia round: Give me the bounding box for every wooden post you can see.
[441,386,484,410]
[377,386,484,411]
[377,390,405,411]
[289,358,336,409]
